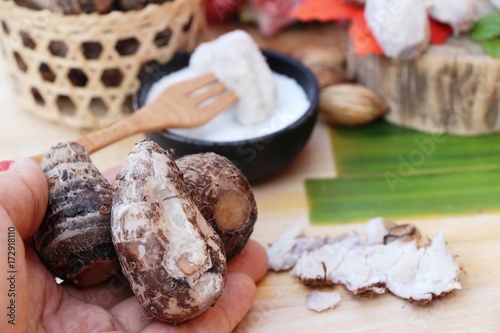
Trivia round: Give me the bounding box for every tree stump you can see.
[350,36,500,136]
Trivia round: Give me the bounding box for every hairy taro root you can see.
[34,142,120,287]
[177,153,258,261]
[112,141,227,324]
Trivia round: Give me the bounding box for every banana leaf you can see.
[306,121,500,224]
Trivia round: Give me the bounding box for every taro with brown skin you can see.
[176,153,258,261]
[34,142,120,287]
[111,142,227,324]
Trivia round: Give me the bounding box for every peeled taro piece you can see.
[112,141,227,324]
[426,0,478,35]
[289,218,461,303]
[189,30,277,125]
[34,142,119,287]
[365,0,430,59]
[267,224,325,272]
[176,152,258,261]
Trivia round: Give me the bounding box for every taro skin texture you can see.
[112,141,227,324]
[34,142,119,287]
[177,152,258,261]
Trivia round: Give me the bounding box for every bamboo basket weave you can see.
[0,0,204,129]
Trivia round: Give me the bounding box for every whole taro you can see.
[34,142,119,287]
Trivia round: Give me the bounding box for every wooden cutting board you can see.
[236,118,500,332]
[213,24,500,332]
[1,22,498,333]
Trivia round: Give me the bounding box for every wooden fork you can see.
[31,73,238,164]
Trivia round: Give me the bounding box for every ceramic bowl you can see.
[134,49,319,182]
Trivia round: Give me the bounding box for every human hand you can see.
[0,159,268,333]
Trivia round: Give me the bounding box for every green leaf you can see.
[329,121,500,177]
[470,13,500,42]
[482,38,500,58]
[305,121,500,224]
[306,169,500,224]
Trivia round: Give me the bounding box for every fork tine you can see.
[198,90,239,117]
[180,73,218,93]
[191,82,227,104]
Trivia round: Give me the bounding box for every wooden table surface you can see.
[1,24,499,333]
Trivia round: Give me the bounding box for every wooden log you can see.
[350,36,500,136]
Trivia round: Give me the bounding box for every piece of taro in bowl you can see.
[134,49,319,182]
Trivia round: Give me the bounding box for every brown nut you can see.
[111,141,227,324]
[34,142,119,287]
[177,153,258,261]
[319,84,388,126]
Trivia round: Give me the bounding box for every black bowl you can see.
[134,49,319,182]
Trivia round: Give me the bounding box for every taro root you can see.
[112,142,227,324]
[34,142,119,287]
[176,153,258,261]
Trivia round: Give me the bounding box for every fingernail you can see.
[0,160,14,172]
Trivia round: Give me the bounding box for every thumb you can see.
[0,159,48,333]
[0,159,48,239]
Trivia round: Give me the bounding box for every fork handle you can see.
[75,115,143,154]
[31,112,144,164]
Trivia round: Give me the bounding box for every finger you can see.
[227,239,268,282]
[109,295,156,332]
[0,158,48,239]
[141,272,256,333]
[69,269,135,310]
[0,159,48,333]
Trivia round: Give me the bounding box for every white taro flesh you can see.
[272,218,461,304]
[365,0,430,59]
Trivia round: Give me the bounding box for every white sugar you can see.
[145,67,311,142]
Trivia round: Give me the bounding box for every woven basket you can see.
[0,0,204,129]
